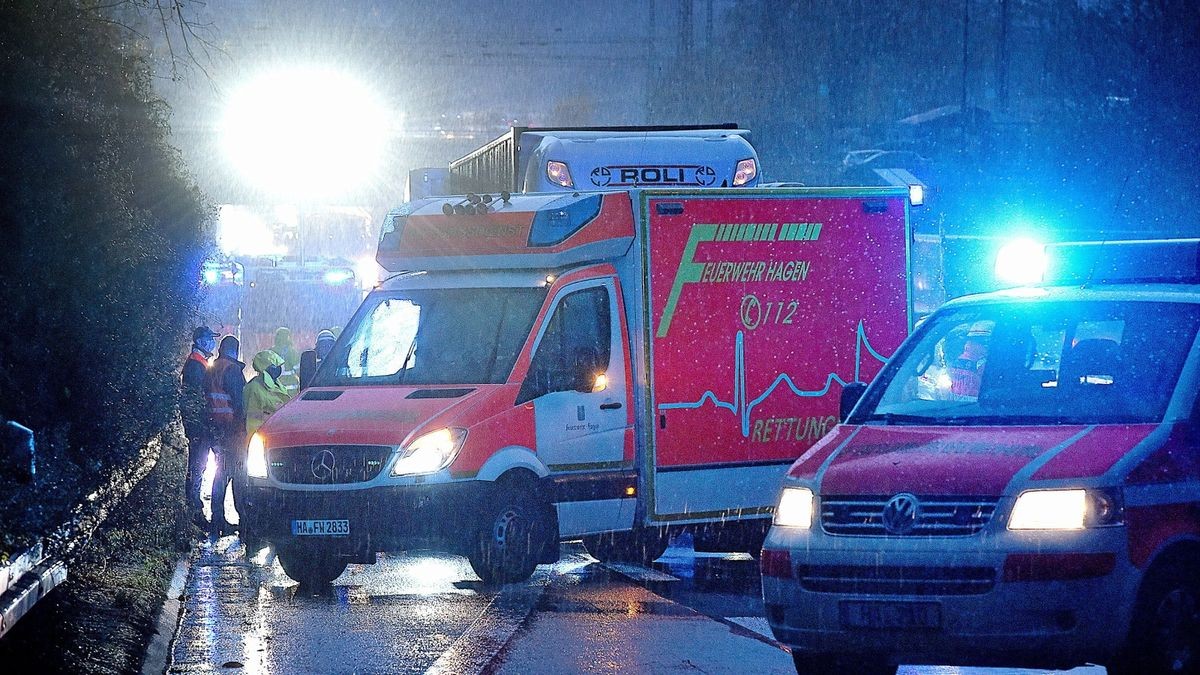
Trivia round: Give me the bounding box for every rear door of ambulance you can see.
[640,188,913,525]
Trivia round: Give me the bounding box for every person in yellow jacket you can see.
[271,327,301,395]
[245,350,294,437]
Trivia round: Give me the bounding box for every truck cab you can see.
[762,240,1200,674]
[447,125,759,194]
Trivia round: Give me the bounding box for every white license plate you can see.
[840,601,941,630]
[291,519,350,536]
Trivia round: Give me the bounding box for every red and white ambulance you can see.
[762,240,1200,674]
[242,186,917,586]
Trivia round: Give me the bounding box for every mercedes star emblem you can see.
[311,449,337,481]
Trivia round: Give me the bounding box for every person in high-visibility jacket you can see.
[205,335,246,536]
[245,350,293,437]
[271,327,301,395]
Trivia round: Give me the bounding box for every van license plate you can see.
[291,519,350,536]
[840,601,941,630]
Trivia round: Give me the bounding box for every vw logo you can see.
[881,493,920,534]
[311,449,337,481]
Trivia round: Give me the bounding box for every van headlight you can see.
[391,427,466,476]
[246,433,269,478]
[773,487,814,529]
[1008,488,1124,530]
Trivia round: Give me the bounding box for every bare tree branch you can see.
[78,0,226,85]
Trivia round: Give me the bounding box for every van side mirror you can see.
[839,382,868,422]
[1,420,36,484]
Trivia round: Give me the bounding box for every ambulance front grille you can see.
[821,496,998,536]
[796,565,996,595]
[268,445,391,485]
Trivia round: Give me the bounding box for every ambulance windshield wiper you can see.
[396,336,417,384]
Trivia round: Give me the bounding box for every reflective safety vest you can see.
[205,357,239,433]
[245,375,291,436]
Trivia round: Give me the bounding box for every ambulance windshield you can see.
[858,300,1200,425]
[314,286,548,386]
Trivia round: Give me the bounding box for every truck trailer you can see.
[242,186,916,586]
[409,124,760,199]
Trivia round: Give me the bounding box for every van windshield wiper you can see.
[864,413,940,425]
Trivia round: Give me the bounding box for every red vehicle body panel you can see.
[647,195,910,469]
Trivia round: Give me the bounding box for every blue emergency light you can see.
[1040,239,1200,286]
[202,260,244,286]
[995,238,1048,286]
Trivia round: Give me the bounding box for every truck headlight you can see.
[391,427,466,476]
[546,160,573,188]
[1008,488,1124,530]
[732,158,757,186]
[246,433,269,478]
[773,487,814,529]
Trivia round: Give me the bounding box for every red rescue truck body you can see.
[243,186,915,585]
[762,240,1200,673]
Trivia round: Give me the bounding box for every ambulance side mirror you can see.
[298,350,317,391]
[839,382,868,422]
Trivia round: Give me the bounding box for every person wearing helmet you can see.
[245,350,294,437]
[299,329,337,389]
[271,327,301,395]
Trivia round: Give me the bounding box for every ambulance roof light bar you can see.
[1042,238,1200,286]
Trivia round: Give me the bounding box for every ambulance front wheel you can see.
[791,652,894,675]
[277,545,348,588]
[468,485,554,585]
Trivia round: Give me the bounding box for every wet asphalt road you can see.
[164,533,1107,675]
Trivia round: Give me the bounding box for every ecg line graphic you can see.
[657,321,892,437]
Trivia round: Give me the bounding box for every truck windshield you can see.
[856,300,1199,426]
[313,286,548,386]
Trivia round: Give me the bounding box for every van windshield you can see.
[313,286,548,386]
[856,300,1200,426]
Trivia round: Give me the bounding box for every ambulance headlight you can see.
[247,433,269,478]
[1008,488,1124,530]
[733,158,758,186]
[773,487,814,529]
[995,238,1048,286]
[546,160,573,188]
[391,427,466,476]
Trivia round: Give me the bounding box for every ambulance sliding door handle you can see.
[599,402,623,410]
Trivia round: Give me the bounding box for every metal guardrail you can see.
[0,433,164,638]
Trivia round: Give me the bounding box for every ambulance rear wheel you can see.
[791,652,893,675]
[469,488,553,585]
[1113,561,1199,675]
[277,546,348,588]
[583,529,669,565]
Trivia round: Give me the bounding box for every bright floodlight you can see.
[221,67,390,200]
[995,238,1048,286]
